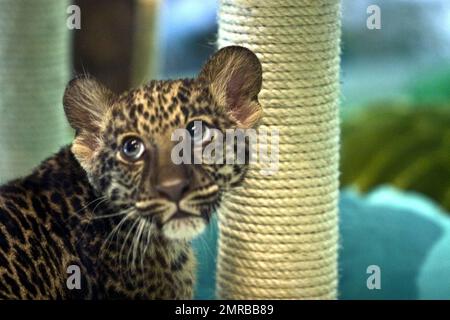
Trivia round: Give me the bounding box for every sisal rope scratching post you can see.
[0,0,71,183]
[216,0,341,299]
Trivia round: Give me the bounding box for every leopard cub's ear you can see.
[63,76,116,171]
[198,46,263,128]
[63,75,115,134]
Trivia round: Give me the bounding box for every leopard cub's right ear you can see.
[63,76,116,171]
[63,75,115,135]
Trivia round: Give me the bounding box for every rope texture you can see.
[0,0,71,183]
[216,0,341,299]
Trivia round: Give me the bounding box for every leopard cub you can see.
[0,46,262,299]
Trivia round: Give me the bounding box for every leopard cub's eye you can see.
[120,137,145,161]
[186,120,213,145]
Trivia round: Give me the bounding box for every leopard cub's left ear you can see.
[198,46,263,128]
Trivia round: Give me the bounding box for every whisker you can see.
[70,196,113,247]
[120,218,140,278]
[90,210,129,221]
[77,195,107,216]
[62,195,107,225]
[131,219,146,272]
[90,197,110,216]
[99,210,134,257]
[141,220,153,277]
[81,195,107,211]
[81,205,134,224]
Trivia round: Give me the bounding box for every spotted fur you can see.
[0,46,262,299]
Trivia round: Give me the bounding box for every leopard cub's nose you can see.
[156,178,189,202]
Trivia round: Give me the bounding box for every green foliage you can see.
[409,67,450,105]
[341,104,450,211]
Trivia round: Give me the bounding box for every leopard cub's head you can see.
[63,46,262,241]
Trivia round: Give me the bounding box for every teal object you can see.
[193,186,450,299]
[192,214,218,299]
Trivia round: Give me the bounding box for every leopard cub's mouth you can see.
[159,206,214,241]
[169,210,210,221]
[135,196,218,241]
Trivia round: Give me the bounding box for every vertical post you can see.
[216,0,341,299]
[0,0,71,183]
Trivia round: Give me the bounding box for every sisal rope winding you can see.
[216,0,341,299]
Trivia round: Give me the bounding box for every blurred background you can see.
[78,0,450,212]
[0,0,449,299]
[1,0,448,211]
